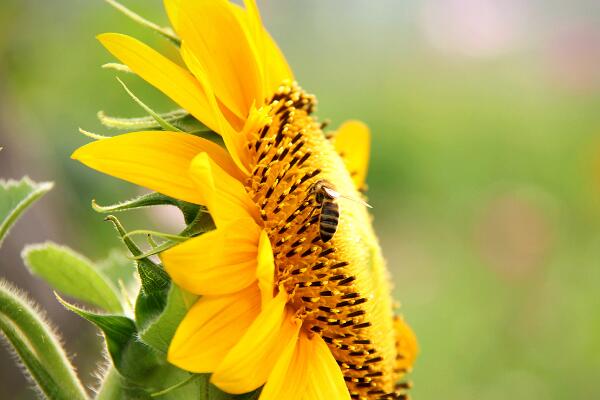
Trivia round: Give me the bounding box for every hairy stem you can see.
[95,367,123,400]
[0,282,88,400]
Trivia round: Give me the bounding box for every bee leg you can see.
[298,201,319,227]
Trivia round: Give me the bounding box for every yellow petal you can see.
[180,45,251,173]
[260,332,350,400]
[334,120,371,190]
[161,218,261,296]
[189,152,259,227]
[163,0,181,33]
[259,330,308,400]
[302,333,351,400]
[395,316,419,372]
[242,0,263,53]
[261,29,294,94]
[177,0,263,119]
[211,292,299,394]
[168,285,261,373]
[71,131,239,204]
[97,33,224,134]
[256,230,275,307]
[238,1,294,95]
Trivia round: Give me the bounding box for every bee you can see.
[308,180,372,243]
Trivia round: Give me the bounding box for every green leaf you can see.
[0,177,53,247]
[56,295,134,354]
[0,281,88,400]
[22,242,123,313]
[140,284,197,354]
[56,295,160,383]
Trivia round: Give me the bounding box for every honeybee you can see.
[309,180,371,242]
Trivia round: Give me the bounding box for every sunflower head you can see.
[72,1,417,399]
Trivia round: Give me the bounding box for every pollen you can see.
[245,83,406,399]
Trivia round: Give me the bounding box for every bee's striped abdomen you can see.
[319,199,339,242]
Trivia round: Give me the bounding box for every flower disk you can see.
[246,83,403,399]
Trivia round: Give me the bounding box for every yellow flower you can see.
[72,0,417,399]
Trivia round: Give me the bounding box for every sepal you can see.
[56,294,160,382]
[116,77,182,132]
[98,109,189,131]
[139,284,197,354]
[104,215,170,331]
[93,192,202,226]
[104,0,180,45]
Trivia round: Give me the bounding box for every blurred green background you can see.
[1,0,599,398]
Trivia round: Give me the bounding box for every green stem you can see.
[95,367,123,400]
[0,315,70,400]
[0,283,88,400]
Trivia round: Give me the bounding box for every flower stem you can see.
[0,281,88,400]
[95,367,123,400]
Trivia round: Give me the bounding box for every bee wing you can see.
[323,186,341,199]
[338,193,373,208]
[322,186,373,208]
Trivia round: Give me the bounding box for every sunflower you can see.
[72,0,417,399]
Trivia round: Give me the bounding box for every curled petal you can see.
[394,316,419,372]
[168,285,261,372]
[180,45,250,172]
[211,292,299,394]
[189,152,259,227]
[161,218,261,296]
[334,120,371,190]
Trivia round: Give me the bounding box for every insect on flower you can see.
[72,0,418,399]
[306,180,372,243]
